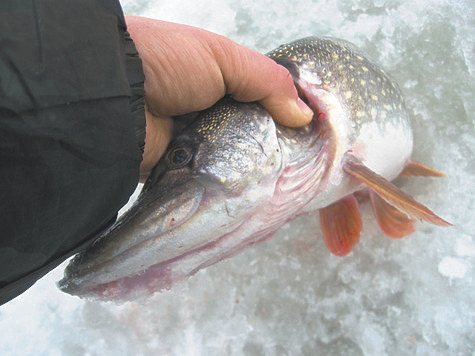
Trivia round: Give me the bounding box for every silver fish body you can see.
[59,37,416,301]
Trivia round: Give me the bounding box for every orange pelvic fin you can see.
[369,191,416,238]
[319,194,362,256]
[400,160,446,177]
[343,155,452,227]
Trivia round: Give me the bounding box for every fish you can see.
[58,37,451,302]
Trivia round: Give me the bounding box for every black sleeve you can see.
[0,0,146,305]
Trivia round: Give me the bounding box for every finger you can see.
[210,38,314,127]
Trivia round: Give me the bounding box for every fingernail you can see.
[296,98,314,124]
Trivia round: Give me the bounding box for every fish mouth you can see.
[58,172,277,301]
[58,161,219,299]
[60,215,249,301]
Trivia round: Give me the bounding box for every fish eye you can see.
[166,146,192,169]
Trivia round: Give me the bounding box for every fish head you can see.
[58,98,289,301]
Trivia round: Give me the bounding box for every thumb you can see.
[210,38,314,127]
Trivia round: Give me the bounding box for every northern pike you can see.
[59,37,451,301]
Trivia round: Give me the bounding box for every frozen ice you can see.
[1,0,474,355]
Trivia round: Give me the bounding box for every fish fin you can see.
[369,191,416,239]
[319,195,362,256]
[400,160,446,177]
[343,155,452,227]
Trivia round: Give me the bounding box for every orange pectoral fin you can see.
[400,160,446,177]
[343,155,452,227]
[319,195,363,257]
[369,191,416,238]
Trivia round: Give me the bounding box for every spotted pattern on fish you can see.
[267,37,407,129]
[188,99,279,191]
[194,102,241,141]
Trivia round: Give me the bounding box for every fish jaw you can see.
[58,173,207,296]
[59,170,281,300]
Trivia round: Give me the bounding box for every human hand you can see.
[125,16,313,181]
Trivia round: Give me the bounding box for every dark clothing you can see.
[0,0,145,305]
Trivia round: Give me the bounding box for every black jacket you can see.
[0,0,146,305]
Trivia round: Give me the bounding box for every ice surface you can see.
[1,0,474,355]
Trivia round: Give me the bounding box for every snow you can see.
[1,0,473,355]
[438,257,469,279]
